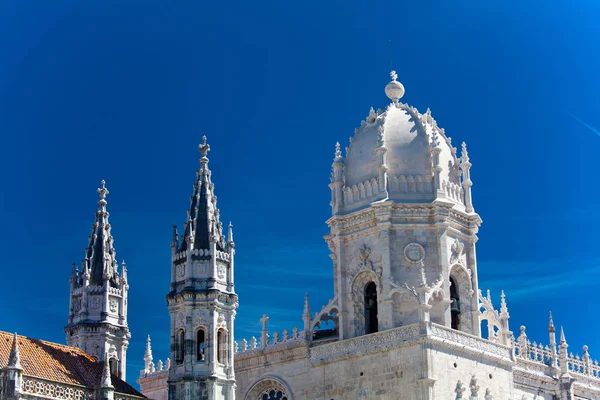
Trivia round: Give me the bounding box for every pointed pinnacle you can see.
[8,332,22,369]
[101,352,113,388]
[560,326,567,345]
[549,311,555,332]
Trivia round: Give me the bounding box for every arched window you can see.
[197,329,205,361]
[217,329,226,364]
[262,390,288,400]
[364,282,378,334]
[450,277,461,330]
[176,330,185,364]
[109,357,117,376]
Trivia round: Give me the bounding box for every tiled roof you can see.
[0,331,144,398]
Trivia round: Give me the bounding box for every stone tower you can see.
[167,136,238,400]
[324,71,482,340]
[65,180,130,379]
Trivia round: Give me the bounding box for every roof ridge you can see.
[0,331,94,358]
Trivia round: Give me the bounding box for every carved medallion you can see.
[403,243,425,263]
[217,265,226,280]
[176,264,185,279]
[90,296,101,310]
[109,299,118,313]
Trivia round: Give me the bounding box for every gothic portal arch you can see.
[244,376,292,400]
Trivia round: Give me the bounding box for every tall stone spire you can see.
[167,139,238,400]
[144,335,154,372]
[84,180,119,287]
[179,136,226,252]
[65,180,130,380]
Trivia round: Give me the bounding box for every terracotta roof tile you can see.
[0,331,144,398]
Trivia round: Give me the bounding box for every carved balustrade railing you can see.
[21,377,93,400]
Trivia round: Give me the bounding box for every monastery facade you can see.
[2,72,600,400]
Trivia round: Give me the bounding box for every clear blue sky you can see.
[1,0,599,383]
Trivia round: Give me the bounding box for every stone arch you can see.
[195,326,206,361]
[449,264,474,334]
[244,376,293,400]
[349,270,380,337]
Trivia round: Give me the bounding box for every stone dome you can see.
[333,73,466,211]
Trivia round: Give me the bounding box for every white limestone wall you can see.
[428,347,514,400]
[235,344,423,400]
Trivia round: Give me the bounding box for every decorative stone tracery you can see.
[244,377,292,400]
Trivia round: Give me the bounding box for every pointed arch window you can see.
[450,276,461,330]
[364,282,378,334]
[197,329,206,361]
[176,329,185,364]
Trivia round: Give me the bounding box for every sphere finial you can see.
[385,70,405,103]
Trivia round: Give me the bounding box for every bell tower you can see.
[167,136,238,400]
[324,72,482,340]
[65,180,130,380]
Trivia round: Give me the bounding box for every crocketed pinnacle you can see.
[100,352,113,388]
[85,180,119,287]
[179,136,225,252]
[8,332,22,369]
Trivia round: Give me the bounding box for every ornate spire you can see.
[500,290,509,318]
[560,326,567,347]
[179,137,226,252]
[227,222,234,244]
[144,335,153,371]
[460,142,474,213]
[8,332,22,370]
[549,311,555,333]
[171,225,179,249]
[85,180,119,287]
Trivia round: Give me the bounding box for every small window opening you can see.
[364,282,378,334]
[450,277,461,330]
[197,329,205,361]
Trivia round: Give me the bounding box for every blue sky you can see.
[1,0,600,383]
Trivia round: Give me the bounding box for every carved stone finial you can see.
[500,290,509,318]
[7,332,22,370]
[560,326,568,347]
[97,180,109,210]
[461,141,470,164]
[260,314,269,330]
[549,311,555,332]
[334,142,342,160]
[385,70,405,103]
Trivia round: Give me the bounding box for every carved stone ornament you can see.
[89,297,100,310]
[217,313,225,327]
[194,314,206,327]
[403,243,425,264]
[217,265,226,280]
[176,313,185,329]
[109,299,118,313]
[176,264,185,279]
[73,298,82,313]
[450,239,465,264]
